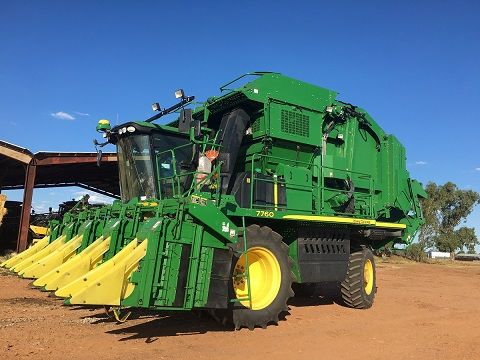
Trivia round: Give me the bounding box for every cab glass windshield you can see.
[117,135,157,202]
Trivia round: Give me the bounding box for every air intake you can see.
[280,109,309,137]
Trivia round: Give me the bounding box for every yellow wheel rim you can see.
[233,246,281,310]
[364,259,374,295]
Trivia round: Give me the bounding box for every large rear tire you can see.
[223,225,294,330]
[340,247,376,309]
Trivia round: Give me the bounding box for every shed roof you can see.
[0,140,120,197]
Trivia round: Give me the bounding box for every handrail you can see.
[155,144,375,217]
[156,143,224,199]
[248,153,375,217]
[219,72,279,93]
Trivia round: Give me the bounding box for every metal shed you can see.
[0,140,119,252]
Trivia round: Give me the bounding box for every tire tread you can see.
[340,248,376,310]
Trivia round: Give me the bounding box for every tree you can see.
[405,243,427,262]
[419,182,480,253]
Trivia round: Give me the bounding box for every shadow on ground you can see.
[62,282,345,341]
[289,282,345,307]
[105,311,231,342]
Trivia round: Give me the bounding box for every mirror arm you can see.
[93,139,109,167]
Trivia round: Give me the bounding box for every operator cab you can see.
[107,122,192,202]
[94,86,255,205]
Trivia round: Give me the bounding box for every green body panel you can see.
[197,73,425,241]
[91,72,427,311]
[59,210,90,242]
[76,205,113,251]
[122,210,232,310]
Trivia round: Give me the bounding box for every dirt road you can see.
[1,259,479,360]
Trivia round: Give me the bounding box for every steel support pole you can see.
[17,163,36,252]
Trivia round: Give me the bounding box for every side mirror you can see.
[178,109,193,134]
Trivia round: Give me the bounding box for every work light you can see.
[175,89,185,99]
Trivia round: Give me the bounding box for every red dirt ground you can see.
[1,259,479,360]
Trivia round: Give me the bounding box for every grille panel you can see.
[251,118,260,133]
[297,228,350,282]
[280,109,309,137]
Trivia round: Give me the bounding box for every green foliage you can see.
[404,243,427,262]
[419,182,480,253]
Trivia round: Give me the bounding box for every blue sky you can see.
[1,1,479,243]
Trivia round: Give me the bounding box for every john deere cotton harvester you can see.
[2,72,426,330]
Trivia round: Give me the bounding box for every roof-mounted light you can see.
[152,102,161,112]
[175,89,185,99]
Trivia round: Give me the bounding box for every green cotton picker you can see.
[2,72,427,330]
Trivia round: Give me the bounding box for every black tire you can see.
[340,247,376,309]
[217,225,294,330]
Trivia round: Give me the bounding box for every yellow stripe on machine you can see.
[11,235,67,273]
[0,236,50,269]
[374,221,407,229]
[19,234,84,279]
[55,239,147,306]
[34,236,111,291]
[282,215,407,229]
